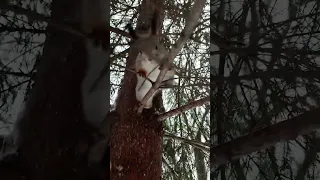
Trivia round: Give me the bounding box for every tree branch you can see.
[211,68,320,84]
[0,2,130,39]
[294,138,320,180]
[137,0,206,112]
[164,133,209,152]
[0,80,30,94]
[0,2,88,37]
[0,70,34,77]
[210,107,320,168]
[0,26,45,34]
[157,96,210,121]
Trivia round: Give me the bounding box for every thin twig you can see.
[0,70,33,77]
[157,96,210,121]
[0,80,30,94]
[137,0,206,113]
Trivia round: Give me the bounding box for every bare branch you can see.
[0,2,87,37]
[0,26,45,34]
[164,133,209,152]
[157,96,210,121]
[137,0,206,112]
[110,26,130,38]
[0,70,33,77]
[0,2,129,39]
[210,31,245,49]
[211,68,320,84]
[294,138,320,180]
[211,107,320,168]
[0,80,30,94]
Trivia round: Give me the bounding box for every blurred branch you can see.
[0,1,87,37]
[0,1,130,39]
[294,138,320,180]
[0,26,45,34]
[211,107,320,168]
[0,70,33,77]
[0,79,30,94]
[211,68,320,84]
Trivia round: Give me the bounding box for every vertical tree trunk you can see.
[110,0,165,179]
[10,0,108,179]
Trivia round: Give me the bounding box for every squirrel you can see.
[135,52,176,108]
[126,10,174,71]
[126,10,177,109]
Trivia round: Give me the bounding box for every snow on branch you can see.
[137,0,206,113]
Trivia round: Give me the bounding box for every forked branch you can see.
[137,0,206,113]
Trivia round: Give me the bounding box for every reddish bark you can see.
[110,0,165,179]
[110,44,164,180]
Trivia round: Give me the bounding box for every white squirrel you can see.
[126,10,174,70]
[127,11,177,109]
[135,51,176,109]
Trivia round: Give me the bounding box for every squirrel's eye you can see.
[155,46,158,50]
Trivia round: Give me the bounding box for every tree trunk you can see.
[110,0,165,179]
[1,0,109,179]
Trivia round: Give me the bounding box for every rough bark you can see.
[110,0,165,179]
[0,0,109,179]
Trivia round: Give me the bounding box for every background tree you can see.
[0,0,210,180]
[211,0,320,180]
